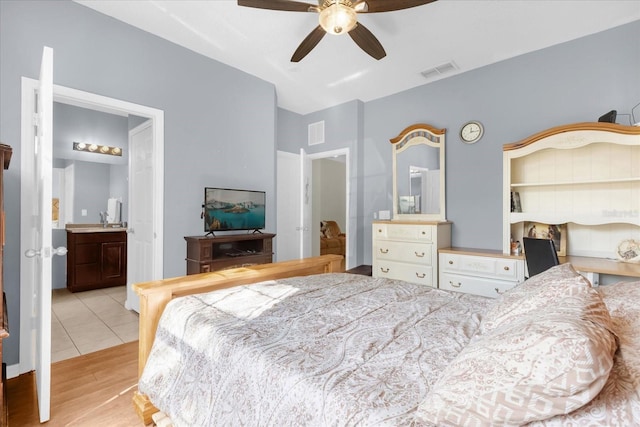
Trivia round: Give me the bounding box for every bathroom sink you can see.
[65,223,126,233]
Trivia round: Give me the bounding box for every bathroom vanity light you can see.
[73,141,123,156]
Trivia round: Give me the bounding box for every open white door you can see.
[126,121,154,313]
[23,46,57,423]
[300,149,312,258]
[276,151,301,261]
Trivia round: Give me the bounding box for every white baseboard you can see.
[124,298,139,313]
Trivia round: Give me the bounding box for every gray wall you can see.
[279,20,640,266]
[53,102,129,167]
[72,161,111,223]
[1,0,277,365]
[277,100,366,267]
[363,20,639,261]
[53,102,129,224]
[0,0,637,368]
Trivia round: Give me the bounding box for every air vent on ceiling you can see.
[420,61,458,80]
[308,120,325,146]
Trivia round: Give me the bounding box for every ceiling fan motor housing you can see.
[319,0,358,35]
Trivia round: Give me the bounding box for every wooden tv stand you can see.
[184,233,275,275]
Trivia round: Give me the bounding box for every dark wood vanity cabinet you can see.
[66,230,127,292]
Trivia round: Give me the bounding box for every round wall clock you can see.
[460,121,484,144]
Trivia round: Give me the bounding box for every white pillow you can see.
[415,285,617,426]
[480,263,591,334]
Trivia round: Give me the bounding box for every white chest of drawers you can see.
[439,248,525,298]
[372,221,451,287]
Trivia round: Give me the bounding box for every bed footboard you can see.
[132,254,344,424]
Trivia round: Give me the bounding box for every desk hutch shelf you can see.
[503,122,640,280]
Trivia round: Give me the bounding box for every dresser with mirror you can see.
[372,124,451,287]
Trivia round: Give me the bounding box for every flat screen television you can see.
[204,187,266,234]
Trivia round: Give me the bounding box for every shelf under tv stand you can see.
[184,233,276,274]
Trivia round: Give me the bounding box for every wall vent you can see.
[421,61,458,80]
[308,120,325,146]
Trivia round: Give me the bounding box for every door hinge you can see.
[32,112,40,126]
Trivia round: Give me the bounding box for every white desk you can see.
[560,255,640,286]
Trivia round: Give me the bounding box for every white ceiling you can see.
[74,0,640,115]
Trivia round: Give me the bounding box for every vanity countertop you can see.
[65,224,127,233]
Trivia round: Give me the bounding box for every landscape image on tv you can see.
[204,187,265,232]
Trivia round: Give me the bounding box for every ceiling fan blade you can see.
[237,0,316,12]
[356,0,437,13]
[291,26,326,62]
[348,23,386,60]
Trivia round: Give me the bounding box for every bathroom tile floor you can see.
[51,286,138,363]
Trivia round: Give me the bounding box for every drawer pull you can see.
[503,266,510,271]
[415,272,426,279]
[379,248,389,254]
[495,287,504,295]
[380,267,390,273]
[378,229,382,233]
[448,260,453,265]
[449,281,461,288]
[414,252,425,258]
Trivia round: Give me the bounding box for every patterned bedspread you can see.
[138,273,493,426]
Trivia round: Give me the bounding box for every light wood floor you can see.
[7,341,148,426]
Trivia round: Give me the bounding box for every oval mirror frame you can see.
[390,123,446,221]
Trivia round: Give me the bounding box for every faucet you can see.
[99,211,108,227]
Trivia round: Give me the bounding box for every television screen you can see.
[204,187,266,233]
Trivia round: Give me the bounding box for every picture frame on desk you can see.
[524,222,566,256]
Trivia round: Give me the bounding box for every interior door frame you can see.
[18,79,165,377]
[306,148,351,269]
[300,149,311,258]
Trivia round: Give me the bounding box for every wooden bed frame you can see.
[132,254,344,424]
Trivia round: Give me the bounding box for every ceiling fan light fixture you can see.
[319,1,357,35]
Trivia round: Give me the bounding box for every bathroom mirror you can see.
[391,123,446,221]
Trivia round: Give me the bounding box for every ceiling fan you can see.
[237,0,437,62]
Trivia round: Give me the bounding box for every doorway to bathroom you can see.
[49,101,139,362]
[19,80,165,374]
